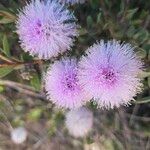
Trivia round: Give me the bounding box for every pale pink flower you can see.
[79,40,143,109]
[65,107,93,137]
[16,0,78,59]
[45,58,89,109]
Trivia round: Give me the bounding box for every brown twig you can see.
[0,54,14,63]
[0,79,47,101]
[0,59,43,68]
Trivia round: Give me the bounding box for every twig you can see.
[0,59,43,68]
[135,97,150,104]
[0,80,36,91]
[0,79,47,101]
[0,54,14,63]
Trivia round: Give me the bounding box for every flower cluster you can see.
[44,40,142,109]
[16,0,143,110]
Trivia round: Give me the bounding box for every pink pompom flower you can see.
[16,0,78,59]
[65,107,93,138]
[45,58,89,109]
[79,40,143,109]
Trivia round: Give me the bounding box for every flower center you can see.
[96,66,117,87]
[63,73,78,92]
[101,67,116,83]
[34,20,42,35]
[34,20,52,39]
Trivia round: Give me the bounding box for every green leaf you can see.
[87,16,93,28]
[79,28,88,35]
[97,12,102,23]
[2,35,10,56]
[125,8,138,20]
[30,74,41,91]
[86,137,94,144]
[103,139,115,150]
[136,97,150,104]
[27,108,42,121]
[0,10,16,24]
[0,66,13,78]
[0,85,4,92]
[136,47,147,59]
[120,0,125,13]
[138,71,150,78]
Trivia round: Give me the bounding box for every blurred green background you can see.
[0,0,150,149]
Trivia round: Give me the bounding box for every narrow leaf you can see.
[0,10,16,24]
[3,35,10,56]
[30,74,41,91]
[125,8,138,20]
[0,66,13,78]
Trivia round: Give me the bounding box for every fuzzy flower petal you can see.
[16,0,78,59]
[65,107,93,137]
[45,58,89,109]
[79,40,143,109]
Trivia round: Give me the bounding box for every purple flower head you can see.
[16,0,78,59]
[59,0,86,5]
[65,107,93,137]
[79,40,143,109]
[45,58,89,109]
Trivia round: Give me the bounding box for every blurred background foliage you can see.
[0,0,149,149]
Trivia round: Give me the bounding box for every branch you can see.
[135,97,150,104]
[0,79,47,102]
[0,59,43,68]
[0,53,14,63]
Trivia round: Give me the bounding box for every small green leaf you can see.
[79,28,88,35]
[3,35,10,56]
[97,12,102,23]
[138,71,150,78]
[136,97,150,104]
[0,10,16,24]
[86,137,94,144]
[87,16,93,28]
[125,8,138,20]
[103,139,115,150]
[27,108,42,121]
[12,118,24,127]
[0,66,13,78]
[136,47,147,59]
[0,85,4,92]
[30,74,41,91]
